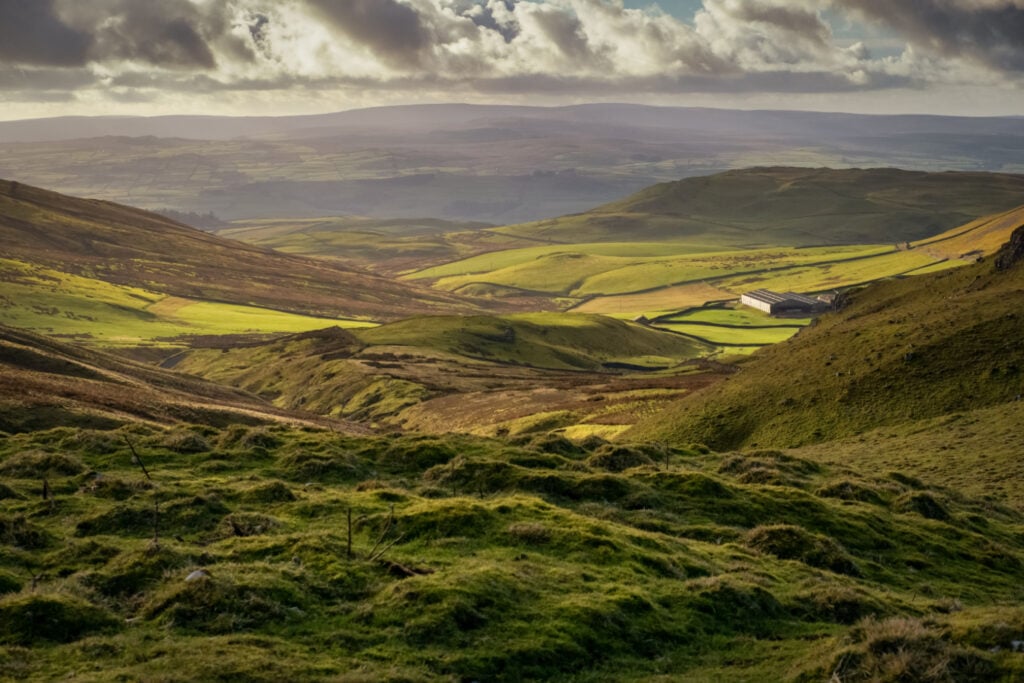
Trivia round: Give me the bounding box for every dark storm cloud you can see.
[305,0,432,68]
[838,0,1024,71]
[0,0,92,66]
[532,7,596,64]
[730,2,831,46]
[79,0,222,69]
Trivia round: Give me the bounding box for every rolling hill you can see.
[4,104,1024,225]
[0,180,503,345]
[173,314,719,437]
[490,167,1024,246]
[0,324,360,434]
[629,224,1024,451]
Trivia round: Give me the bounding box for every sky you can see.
[2,0,1024,120]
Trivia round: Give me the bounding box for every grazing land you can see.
[4,173,1024,681]
[173,315,720,437]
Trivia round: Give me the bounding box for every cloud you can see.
[305,0,433,69]
[0,0,92,66]
[835,0,1024,72]
[59,0,230,69]
[0,0,1022,111]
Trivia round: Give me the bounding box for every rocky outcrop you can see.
[995,225,1024,271]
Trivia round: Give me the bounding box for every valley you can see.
[3,155,1024,681]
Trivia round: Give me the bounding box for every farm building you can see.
[740,289,830,316]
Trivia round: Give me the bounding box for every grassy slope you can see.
[629,230,1024,451]
[0,324,359,435]
[2,424,1024,681]
[491,167,1024,246]
[215,216,513,276]
[0,258,374,347]
[174,315,719,435]
[0,179,485,323]
[356,313,712,371]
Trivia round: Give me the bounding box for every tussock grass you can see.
[2,422,1023,679]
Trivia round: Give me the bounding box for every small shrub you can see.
[61,430,121,455]
[218,513,280,538]
[277,451,359,482]
[0,593,119,644]
[0,515,51,549]
[690,577,784,633]
[0,483,22,500]
[0,573,21,596]
[578,434,609,451]
[0,451,85,478]
[143,570,307,633]
[162,430,210,454]
[238,428,282,451]
[88,545,188,598]
[240,481,296,504]
[822,616,997,682]
[528,433,586,458]
[816,479,885,505]
[396,500,497,541]
[79,474,150,500]
[506,522,553,545]
[791,585,887,624]
[586,445,653,472]
[76,495,230,538]
[894,492,950,521]
[379,437,458,472]
[745,524,860,576]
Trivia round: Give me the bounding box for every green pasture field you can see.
[659,306,811,328]
[356,312,713,371]
[714,250,944,294]
[408,240,724,281]
[0,259,373,346]
[423,244,894,297]
[657,322,802,347]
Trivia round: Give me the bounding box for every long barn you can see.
[741,289,829,316]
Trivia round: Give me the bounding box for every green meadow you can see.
[0,258,374,346]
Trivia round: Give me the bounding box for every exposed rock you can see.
[995,225,1024,271]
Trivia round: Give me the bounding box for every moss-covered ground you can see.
[2,425,1023,681]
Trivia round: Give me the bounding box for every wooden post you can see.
[346,507,353,559]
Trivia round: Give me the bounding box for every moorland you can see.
[2,106,1024,681]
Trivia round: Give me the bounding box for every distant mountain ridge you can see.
[491,167,1024,246]
[2,103,1024,143]
[2,104,1023,224]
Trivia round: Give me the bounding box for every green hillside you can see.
[174,314,717,435]
[0,179,487,330]
[0,324,356,434]
[629,226,1024,451]
[492,167,1024,246]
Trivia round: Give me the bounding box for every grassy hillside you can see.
[629,227,1024,451]
[491,167,1024,246]
[3,422,1024,681]
[400,174,1024,321]
[0,257,376,348]
[356,313,711,371]
[215,216,514,277]
[0,179,487,327]
[175,315,719,437]
[0,324,358,435]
